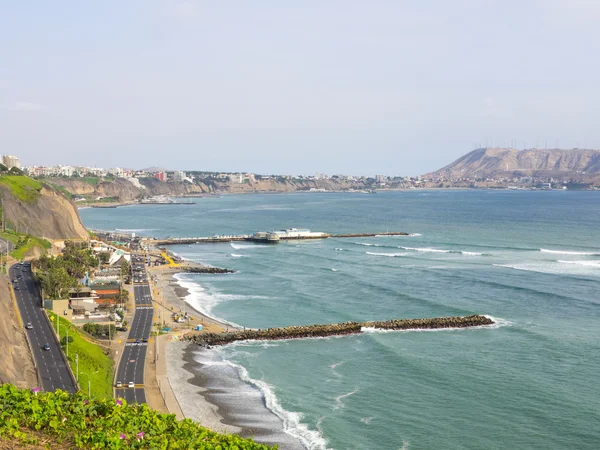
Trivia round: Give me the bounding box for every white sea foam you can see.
[399,246,482,255]
[230,243,268,250]
[230,253,246,258]
[557,260,600,268]
[173,273,243,329]
[540,248,599,256]
[213,356,332,450]
[334,248,345,251]
[366,252,408,257]
[333,389,359,410]
[399,246,451,253]
[360,417,373,424]
[354,242,383,247]
[494,262,599,276]
[331,268,338,272]
[409,233,422,237]
[483,315,512,328]
[115,228,156,233]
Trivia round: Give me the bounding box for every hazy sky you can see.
[2,1,600,176]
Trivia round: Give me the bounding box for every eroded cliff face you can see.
[46,177,366,200]
[0,184,88,240]
[49,177,211,200]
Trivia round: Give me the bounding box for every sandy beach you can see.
[149,264,306,449]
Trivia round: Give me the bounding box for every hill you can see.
[0,176,88,242]
[425,148,600,181]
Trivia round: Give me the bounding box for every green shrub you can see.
[0,384,275,449]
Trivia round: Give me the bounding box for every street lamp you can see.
[80,370,99,397]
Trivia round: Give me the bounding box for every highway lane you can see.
[115,269,154,404]
[10,263,77,393]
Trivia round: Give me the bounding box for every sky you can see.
[1,0,600,176]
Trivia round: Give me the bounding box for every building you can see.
[375,174,386,183]
[154,171,166,182]
[171,170,186,181]
[2,155,21,169]
[108,167,125,178]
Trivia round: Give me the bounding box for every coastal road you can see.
[115,263,154,404]
[10,263,77,393]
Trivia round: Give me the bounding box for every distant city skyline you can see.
[1,1,600,175]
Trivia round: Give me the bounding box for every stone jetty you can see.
[181,266,235,274]
[183,315,494,347]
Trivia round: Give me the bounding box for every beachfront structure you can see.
[271,228,327,239]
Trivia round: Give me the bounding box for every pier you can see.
[150,231,409,246]
[183,315,494,347]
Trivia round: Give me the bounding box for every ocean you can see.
[80,190,600,449]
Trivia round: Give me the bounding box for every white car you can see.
[128,381,135,388]
[116,381,122,388]
[25,322,33,329]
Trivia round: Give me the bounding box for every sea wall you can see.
[183,315,494,347]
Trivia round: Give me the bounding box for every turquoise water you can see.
[81,191,600,449]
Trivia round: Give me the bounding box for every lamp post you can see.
[81,370,99,397]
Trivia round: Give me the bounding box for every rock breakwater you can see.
[183,315,493,347]
[182,267,236,274]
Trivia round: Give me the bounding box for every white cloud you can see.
[12,102,44,111]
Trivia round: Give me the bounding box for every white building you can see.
[108,167,125,178]
[2,155,21,169]
[171,170,186,181]
[58,165,75,177]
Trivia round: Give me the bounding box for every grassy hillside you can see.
[0,384,274,449]
[48,312,114,399]
[0,230,51,260]
[0,176,43,203]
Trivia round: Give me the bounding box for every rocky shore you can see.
[183,315,494,347]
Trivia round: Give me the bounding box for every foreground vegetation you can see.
[48,312,114,399]
[0,384,274,449]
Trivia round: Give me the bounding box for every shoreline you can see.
[150,265,307,449]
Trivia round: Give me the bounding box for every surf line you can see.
[183,315,495,347]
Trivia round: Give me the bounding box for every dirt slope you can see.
[0,276,38,388]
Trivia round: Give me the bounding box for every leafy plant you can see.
[0,384,275,449]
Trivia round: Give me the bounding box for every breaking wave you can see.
[230,243,268,250]
[366,252,408,257]
[557,260,600,268]
[540,248,599,256]
[399,247,482,255]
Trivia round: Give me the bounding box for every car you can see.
[25,322,33,329]
[116,381,123,388]
[135,339,141,345]
[12,279,17,283]
[42,343,50,351]
[141,338,148,343]
[128,381,134,388]
[14,286,19,291]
